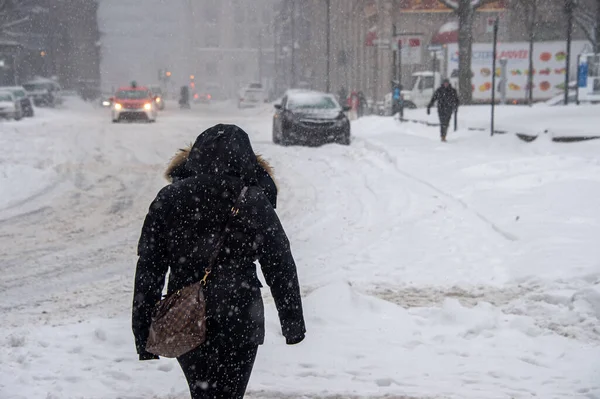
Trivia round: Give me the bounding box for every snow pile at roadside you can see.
[403,104,600,138]
[2,281,598,399]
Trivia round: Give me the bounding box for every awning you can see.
[431,21,458,45]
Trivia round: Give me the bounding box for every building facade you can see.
[300,0,592,103]
[188,0,277,98]
[1,0,100,90]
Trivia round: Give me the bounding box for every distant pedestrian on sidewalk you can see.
[357,91,367,117]
[427,79,459,142]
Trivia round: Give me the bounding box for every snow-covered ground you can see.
[1,100,599,399]
[403,104,600,138]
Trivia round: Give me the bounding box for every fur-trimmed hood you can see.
[164,129,278,208]
[164,144,275,185]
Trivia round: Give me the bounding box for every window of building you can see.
[234,63,246,78]
[235,27,245,48]
[205,28,219,48]
[248,6,258,24]
[234,7,245,23]
[206,62,218,77]
[205,0,219,24]
[262,8,271,24]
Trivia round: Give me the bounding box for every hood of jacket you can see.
[164,124,278,208]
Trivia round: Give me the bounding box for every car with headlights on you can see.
[111,86,157,123]
[273,90,351,146]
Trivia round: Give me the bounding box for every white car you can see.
[0,91,23,120]
[238,83,266,108]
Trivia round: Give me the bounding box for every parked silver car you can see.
[0,91,23,120]
[1,86,34,117]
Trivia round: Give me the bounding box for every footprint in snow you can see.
[157,363,174,372]
[94,328,107,341]
[105,370,132,381]
[375,377,398,387]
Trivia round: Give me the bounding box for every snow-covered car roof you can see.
[286,90,341,108]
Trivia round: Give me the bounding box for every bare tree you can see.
[511,0,542,106]
[574,0,600,53]
[0,0,37,35]
[438,0,499,104]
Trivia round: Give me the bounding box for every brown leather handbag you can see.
[145,187,248,358]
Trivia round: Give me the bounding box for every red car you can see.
[110,85,157,123]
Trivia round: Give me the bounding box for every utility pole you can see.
[326,0,331,92]
[398,40,402,86]
[290,0,296,88]
[258,28,263,84]
[392,24,397,84]
[527,1,537,106]
[564,0,577,105]
[491,17,499,136]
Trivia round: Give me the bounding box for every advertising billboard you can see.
[446,41,588,101]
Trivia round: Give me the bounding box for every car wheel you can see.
[337,130,351,146]
[14,110,22,121]
[280,129,292,146]
[272,123,281,144]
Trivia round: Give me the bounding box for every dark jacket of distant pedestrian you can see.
[427,79,459,140]
[132,124,306,399]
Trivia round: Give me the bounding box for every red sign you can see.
[399,0,507,12]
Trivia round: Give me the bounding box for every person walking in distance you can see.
[132,124,306,399]
[427,79,459,142]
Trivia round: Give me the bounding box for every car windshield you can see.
[23,83,52,91]
[150,88,163,95]
[0,93,13,101]
[116,90,150,99]
[13,90,25,98]
[287,94,339,110]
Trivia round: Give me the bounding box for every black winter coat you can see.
[132,124,305,359]
[428,84,459,118]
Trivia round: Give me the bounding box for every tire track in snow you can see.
[356,137,518,242]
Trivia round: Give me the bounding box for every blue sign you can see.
[578,62,588,88]
[393,88,401,100]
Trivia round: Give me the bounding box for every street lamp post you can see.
[325,0,331,93]
[564,0,577,105]
[290,0,296,88]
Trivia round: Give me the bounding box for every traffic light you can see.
[166,71,172,77]
[190,74,195,80]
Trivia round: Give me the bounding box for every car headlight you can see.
[335,113,348,126]
[102,100,111,107]
[114,103,122,110]
[155,97,161,103]
[144,103,152,110]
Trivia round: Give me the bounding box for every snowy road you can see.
[1,99,599,399]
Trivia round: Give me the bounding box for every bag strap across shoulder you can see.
[201,186,248,286]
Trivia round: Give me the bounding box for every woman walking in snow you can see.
[132,124,306,399]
